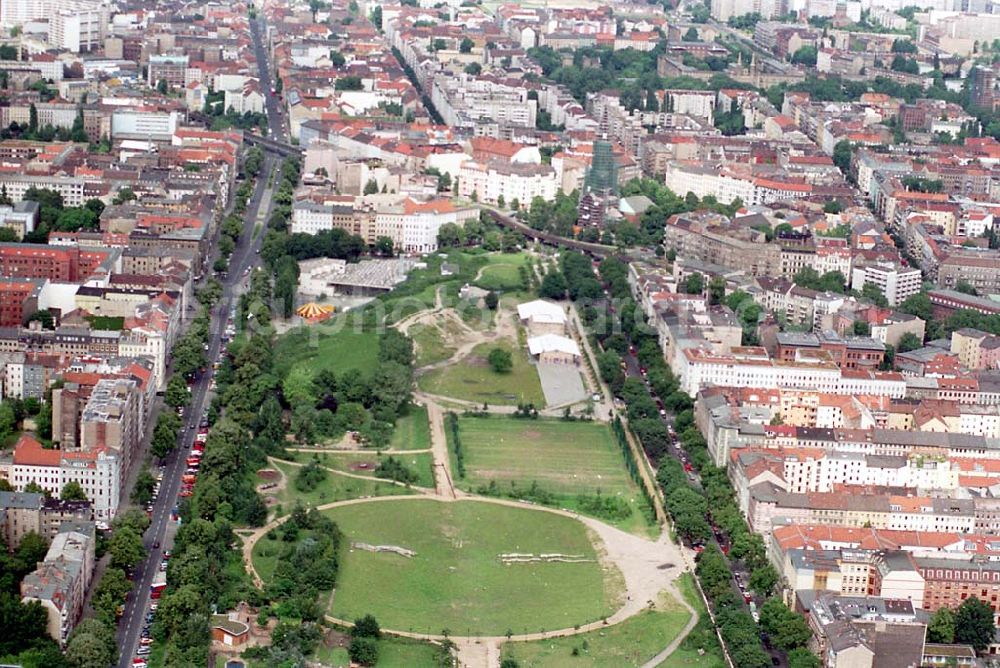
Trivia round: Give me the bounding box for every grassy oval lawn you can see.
[317,499,624,636]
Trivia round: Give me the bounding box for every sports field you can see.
[453,417,629,495]
[321,499,623,635]
[418,341,545,406]
[449,416,651,533]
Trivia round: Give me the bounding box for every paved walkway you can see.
[284,446,433,455]
[423,397,459,498]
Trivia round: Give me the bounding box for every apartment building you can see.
[0,278,46,328]
[782,548,926,603]
[664,213,782,278]
[747,485,976,537]
[80,378,140,480]
[850,262,922,307]
[773,331,886,370]
[697,389,1000,467]
[430,74,536,132]
[951,329,1000,371]
[8,434,121,521]
[0,491,91,549]
[806,593,927,668]
[675,346,906,399]
[20,521,95,645]
[458,159,558,206]
[731,448,960,502]
[290,200,357,236]
[147,55,190,90]
[918,557,1000,622]
[937,252,1000,295]
[0,0,108,51]
[0,201,39,239]
[0,243,117,282]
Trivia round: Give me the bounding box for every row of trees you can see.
[927,598,997,651]
[583,258,802,667]
[155,185,413,661]
[900,290,1000,342]
[151,149,279,664]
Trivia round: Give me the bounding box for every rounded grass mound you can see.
[322,498,623,636]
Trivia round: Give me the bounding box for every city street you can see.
[115,24,287,662]
[613,309,786,668]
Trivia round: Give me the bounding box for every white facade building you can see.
[10,436,121,521]
[458,160,558,206]
[111,110,181,141]
[675,348,907,398]
[850,262,922,306]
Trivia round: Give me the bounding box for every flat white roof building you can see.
[528,334,580,357]
[517,299,566,324]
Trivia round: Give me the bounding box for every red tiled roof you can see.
[13,433,60,467]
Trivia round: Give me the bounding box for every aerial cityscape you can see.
[0,0,1000,666]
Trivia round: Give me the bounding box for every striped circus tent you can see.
[295,302,335,321]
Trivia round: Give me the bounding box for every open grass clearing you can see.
[418,340,544,406]
[475,263,527,292]
[501,581,693,667]
[321,499,623,636]
[310,450,435,488]
[264,459,413,514]
[449,416,654,535]
[409,322,455,367]
[273,326,380,381]
[388,404,431,450]
[660,573,726,668]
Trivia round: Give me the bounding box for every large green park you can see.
[254,498,624,636]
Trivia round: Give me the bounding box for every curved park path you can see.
[242,492,697,667]
[246,271,697,666]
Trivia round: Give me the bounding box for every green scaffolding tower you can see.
[584,139,618,196]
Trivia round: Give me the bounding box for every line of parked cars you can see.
[180,422,207,498]
[132,550,171,668]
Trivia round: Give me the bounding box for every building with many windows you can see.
[7,434,120,521]
[458,159,558,206]
[20,520,95,645]
[850,262,922,307]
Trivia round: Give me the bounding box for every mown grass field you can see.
[418,341,544,406]
[321,499,623,636]
[389,405,431,450]
[474,262,527,292]
[449,416,653,534]
[311,450,435,489]
[264,459,413,514]
[501,579,694,667]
